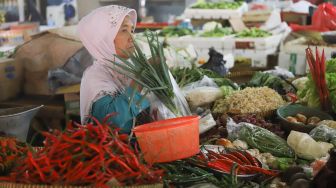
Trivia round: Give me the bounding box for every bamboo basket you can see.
[0,182,163,188]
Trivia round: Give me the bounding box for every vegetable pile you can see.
[191,1,243,9]
[213,87,285,115]
[0,137,27,176]
[1,117,163,187]
[200,26,233,37]
[194,149,278,176]
[159,26,194,37]
[243,72,296,95]
[232,114,285,138]
[297,54,336,113]
[236,28,272,38]
[286,113,321,125]
[158,160,227,187]
[305,47,331,111]
[238,124,295,158]
[171,64,237,89]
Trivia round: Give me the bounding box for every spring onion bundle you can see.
[108,30,179,115]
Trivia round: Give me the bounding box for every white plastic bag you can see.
[147,71,191,121]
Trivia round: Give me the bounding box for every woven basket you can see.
[227,109,276,119]
[0,182,163,188]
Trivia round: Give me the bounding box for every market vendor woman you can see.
[78,5,150,134]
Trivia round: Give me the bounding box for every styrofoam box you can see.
[278,52,307,76]
[166,37,190,49]
[224,33,282,50]
[233,47,277,68]
[184,3,248,19]
[181,35,234,50]
[278,38,336,75]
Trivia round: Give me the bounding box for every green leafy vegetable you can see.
[159,26,194,37]
[171,64,238,89]
[298,59,336,112]
[243,72,296,95]
[191,0,243,9]
[236,28,272,38]
[200,26,233,37]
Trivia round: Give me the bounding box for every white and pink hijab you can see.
[78,5,137,124]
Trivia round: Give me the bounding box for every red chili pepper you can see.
[221,153,245,165]
[243,151,260,167]
[230,151,252,165]
[286,93,298,103]
[27,152,46,182]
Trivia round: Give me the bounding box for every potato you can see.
[295,113,307,124]
[286,116,298,123]
[307,116,321,125]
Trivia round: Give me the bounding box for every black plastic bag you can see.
[200,47,227,77]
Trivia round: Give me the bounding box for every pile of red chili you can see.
[197,149,278,176]
[0,137,27,175]
[0,117,163,187]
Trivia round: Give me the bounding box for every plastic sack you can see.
[226,117,245,141]
[182,75,221,110]
[200,48,228,77]
[182,75,219,93]
[290,3,336,32]
[310,125,336,146]
[147,71,191,121]
[288,130,334,160]
[263,66,295,79]
[48,47,93,91]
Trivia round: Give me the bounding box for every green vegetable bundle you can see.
[158,160,243,188]
[191,0,243,9]
[171,64,237,89]
[238,124,295,158]
[108,30,179,116]
[200,26,233,37]
[236,28,272,38]
[159,26,194,37]
[243,72,296,95]
[298,58,336,113]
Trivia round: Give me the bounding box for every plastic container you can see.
[133,116,200,164]
[0,105,43,142]
[277,104,334,133]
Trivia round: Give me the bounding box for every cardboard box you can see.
[64,92,80,116]
[0,58,23,101]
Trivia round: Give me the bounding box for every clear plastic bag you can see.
[182,76,222,111]
[147,71,191,121]
[310,125,336,146]
[226,117,244,141]
[182,75,219,93]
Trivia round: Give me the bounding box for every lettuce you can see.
[327,73,336,112]
[326,58,336,73]
[296,59,336,113]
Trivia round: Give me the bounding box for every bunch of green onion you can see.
[107,30,179,116]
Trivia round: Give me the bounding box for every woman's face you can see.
[114,16,134,59]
